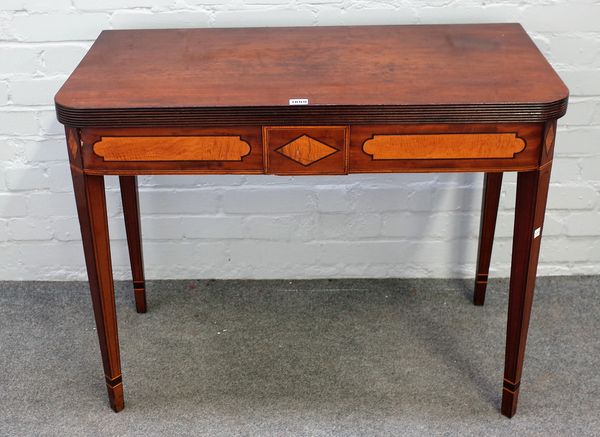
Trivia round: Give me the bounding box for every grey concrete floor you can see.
[0,277,599,436]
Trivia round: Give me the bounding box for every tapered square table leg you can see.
[67,127,124,412]
[502,164,552,417]
[119,176,146,313]
[474,172,503,306]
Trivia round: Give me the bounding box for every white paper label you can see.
[534,227,541,238]
[289,98,309,105]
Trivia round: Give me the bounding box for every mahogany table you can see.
[54,24,568,417]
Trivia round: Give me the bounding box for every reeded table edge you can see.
[55,98,568,127]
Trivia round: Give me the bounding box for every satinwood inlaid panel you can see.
[93,136,251,162]
[350,124,543,173]
[363,133,526,160]
[265,126,348,175]
[80,127,264,175]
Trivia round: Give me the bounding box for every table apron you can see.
[78,123,546,175]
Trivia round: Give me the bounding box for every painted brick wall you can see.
[0,1,598,280]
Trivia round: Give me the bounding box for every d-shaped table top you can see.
[55,23,568,127]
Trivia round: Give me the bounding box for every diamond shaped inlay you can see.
[276,135,338,166]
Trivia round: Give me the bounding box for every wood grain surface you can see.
[362,133,526,160]
[55,24,568,126]
[93,136,251,161]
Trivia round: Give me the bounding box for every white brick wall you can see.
[0,1,599,280]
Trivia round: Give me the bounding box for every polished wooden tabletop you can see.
[55,24,568,126]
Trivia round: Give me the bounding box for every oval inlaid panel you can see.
[93,136,251,161]
[362,133,526,160]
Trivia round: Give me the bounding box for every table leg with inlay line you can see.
[502,164,552,417]
[67,127,124,412]
[119,175,146,313]
[474,172,503,306]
